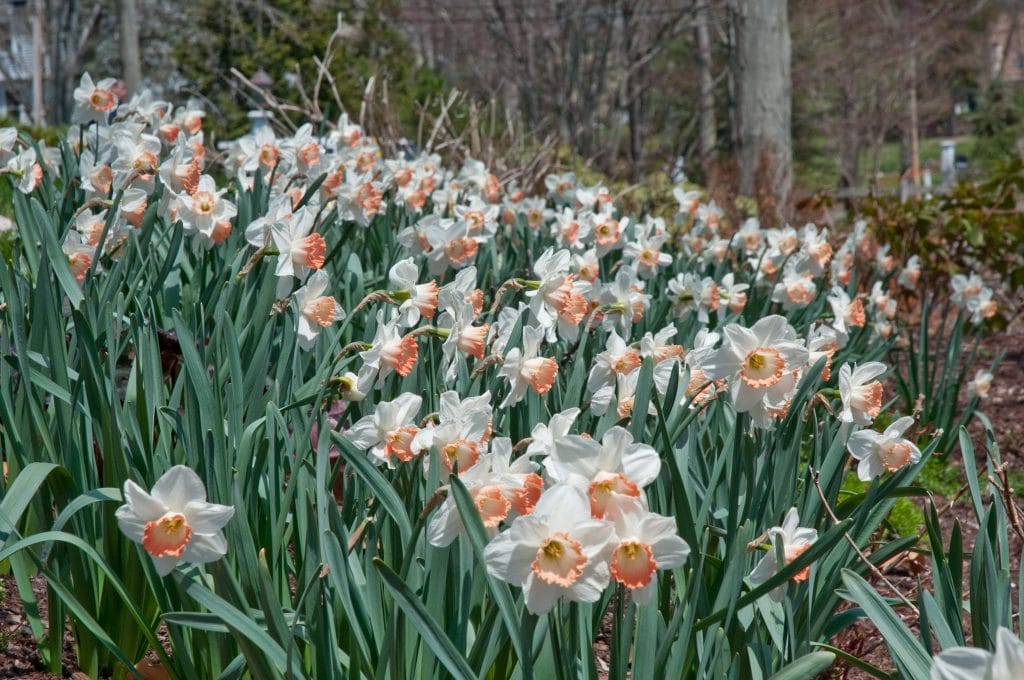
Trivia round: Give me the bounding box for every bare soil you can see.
[0,573,78,678]
[828,329,1024,678]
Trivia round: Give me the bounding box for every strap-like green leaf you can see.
[450,476,533,679]
[840,569,931,679]
[374,557,475,680]
[331,432,413,543]
[0,463,64,544]
[768,651,835,680]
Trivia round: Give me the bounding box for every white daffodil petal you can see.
[151,465,208,507]
[183,500,236,534]
[930,647,993,680]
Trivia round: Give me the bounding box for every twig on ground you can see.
[991,462,1024,542]
[880,482,970,575]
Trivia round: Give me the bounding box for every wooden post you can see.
[909,41,920,187]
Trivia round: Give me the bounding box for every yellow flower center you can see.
[192,190,215,215]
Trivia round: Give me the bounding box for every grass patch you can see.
[794,135,978,190]
[1006,470,1024,499]
[917,456,964,498]
[841,473,924,538]
[887,498,926,538]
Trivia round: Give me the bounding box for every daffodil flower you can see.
[623,226,672,278]
[270,208,326,296]
[498,324,558,408]
[484,484,615,615]
[828,286,866,340]
[359,310,420,388]
[609,498,689,603]
[6,147,41,194]
[587,328,642,393]
[748,507,817,602]
[388,258,439,327]
[73,72,119,124]
[846,416,921,481]
[838,361,886,426]
[544,426,659,520]
[345,392,422,467]
[525,408,581,459]
[115,466,235,576]
[293,270,345,350]
[898,255,921,289]
[968,369,993,400]
[427,437,541,547]
[931,627,1024,680]
[704,315,809,429]
[177,175,237,245]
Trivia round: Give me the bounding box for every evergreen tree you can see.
[172,0,445,140]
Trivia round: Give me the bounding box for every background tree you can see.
[791,0,990,191]
[118,0,142,94]
[47,0,104,124]
[694,0,718,180]
[170,0,445,142]
[3,0,1019,209]
[398,0,695,180]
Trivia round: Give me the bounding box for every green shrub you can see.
[970,81,1024,173]
[860,161,1024,321]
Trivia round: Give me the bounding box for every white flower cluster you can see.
[35,73,978,602]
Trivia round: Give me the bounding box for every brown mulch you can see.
[0,573,78,679]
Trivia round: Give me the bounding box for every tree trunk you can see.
[731,0,792,224]
[726,9,739,152]
[622,1,643,181]
[837,89,861,188]
[695,0,717,179]
[32,0,46,126]
[119,0,142,94]
[899,126,911,175]
[838,133,861,189]
[49,0,62,124]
